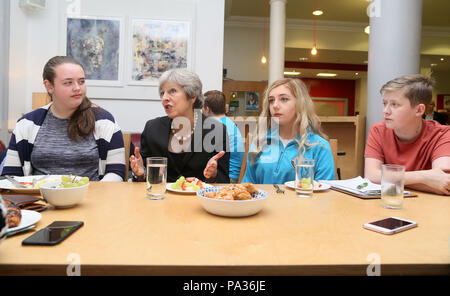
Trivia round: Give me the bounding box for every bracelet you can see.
[132,171,146,182]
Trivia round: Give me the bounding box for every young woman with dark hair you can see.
[1,56,125,181]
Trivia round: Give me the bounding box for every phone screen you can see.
[370,217,412,230]
[22,221,83,245]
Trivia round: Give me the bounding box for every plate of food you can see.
[0,175,62,193]
[166,176,212,194]
[197,183,268,217]
[284,180,331,192]
[6,210,42,234]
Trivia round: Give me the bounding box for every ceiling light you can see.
[364,25,370,34]
[440,58,445,61]
[299,57,309,61]
[311,0,319,56]
[355,72,359,76]
[317,73,337,77]
[312,10,323,16]
[261,0,268,65]
[284,71,301,75]
[430,63,437,67]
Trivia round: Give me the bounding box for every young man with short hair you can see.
[364,74,450,195]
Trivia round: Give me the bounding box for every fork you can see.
[5,175,27,188]
[32,175,49,188]
[273,184,285,194]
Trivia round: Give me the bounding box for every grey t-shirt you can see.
[31,110,100,181]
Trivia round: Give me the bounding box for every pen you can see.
[357,182,368,190]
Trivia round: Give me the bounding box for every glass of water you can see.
[381,164,405,209]
[146,157,167,200]
[295,159,315,198]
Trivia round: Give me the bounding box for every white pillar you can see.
[0,0,10,143]
[268,0,286,86]
[366,0,422,136]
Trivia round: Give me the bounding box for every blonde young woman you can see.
[241,78,335,184]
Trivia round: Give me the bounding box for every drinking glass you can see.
[146,157,167,200]
[381,164,405,209]
[295,159,315,198]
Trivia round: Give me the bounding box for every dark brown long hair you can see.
[43,56,96,141]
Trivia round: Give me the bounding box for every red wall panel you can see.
[301,78,356,115]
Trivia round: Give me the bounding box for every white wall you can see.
[0,0,10,144]
[8,0,225,133]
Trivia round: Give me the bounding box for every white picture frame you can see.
[128,18,191,86]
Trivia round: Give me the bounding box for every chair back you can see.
[122,133,131,181]
[329,138,339,180]
[237,132,251,183]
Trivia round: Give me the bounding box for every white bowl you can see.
[196,186,268,217]
[39,181,89,208]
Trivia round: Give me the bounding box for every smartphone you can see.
[22,221,84,246]
[363,217,417,235]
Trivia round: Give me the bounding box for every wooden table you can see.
[0,182,449,276]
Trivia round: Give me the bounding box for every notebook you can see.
[321,176,418,199]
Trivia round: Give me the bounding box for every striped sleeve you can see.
[94,109,126,181]
[1,106,49,176]
[1,119,36,176]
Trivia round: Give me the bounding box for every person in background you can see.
[365,74,450,195]
[130,69,230,183]
[1,56,125,181]
[423,101,448,125]
[203,90,244,183]
[241,78,335,184]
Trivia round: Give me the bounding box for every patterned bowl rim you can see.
[197,186,268,202]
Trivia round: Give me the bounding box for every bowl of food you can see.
[196,183,268,217]
[39,175,89,208]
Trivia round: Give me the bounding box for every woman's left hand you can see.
[203,151,225,179]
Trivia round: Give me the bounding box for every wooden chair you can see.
[237,132,251,183]
[122,133,131,181]
[32,93,51,109]
[329,138,340,180]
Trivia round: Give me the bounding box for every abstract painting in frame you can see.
[66,16,124,86]
[129,19,190,85]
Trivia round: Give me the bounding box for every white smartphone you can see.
[363,217,418,235]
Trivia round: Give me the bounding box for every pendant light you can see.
[311,0,318,56]
[261,0,268,64]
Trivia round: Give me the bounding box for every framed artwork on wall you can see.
[245,92,259,111]
[444,96,450,110]
[128,18,191,85]
[65,16,124,86]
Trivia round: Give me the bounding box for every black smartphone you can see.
[22,221,84,246]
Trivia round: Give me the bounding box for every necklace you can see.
[171,112,198,142]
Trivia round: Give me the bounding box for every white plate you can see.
[166,182,213,194]
[6,210,42,234]
[0,175,63,193]
[284,180,331,192]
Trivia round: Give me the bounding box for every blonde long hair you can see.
[250,78,327,164]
